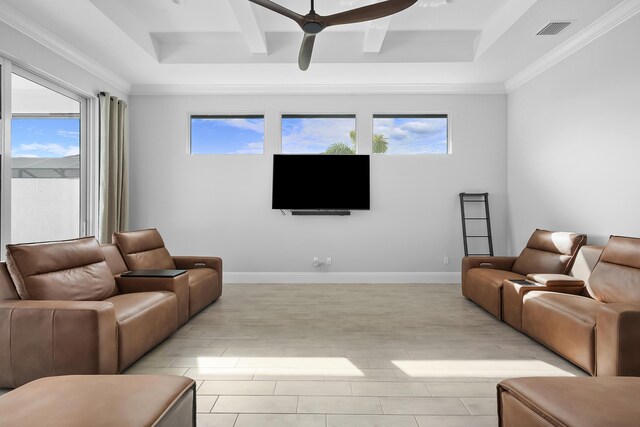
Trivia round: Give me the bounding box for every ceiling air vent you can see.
[537,21,572,36]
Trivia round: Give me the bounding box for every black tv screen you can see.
[272,154,370,210]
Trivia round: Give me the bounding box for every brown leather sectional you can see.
[463,232,640,376]
[498,376,640,427]
[0,230,222,388]
[462,229,587,319]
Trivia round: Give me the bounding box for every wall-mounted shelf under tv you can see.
[290,210,351,216]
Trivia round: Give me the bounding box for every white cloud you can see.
[401,120,441,134]
[57,130,79,138]
[15,143,79,157]
[233,141,263,154]
[282,117,355,153]
[374,117,448,154]
[219,118,263,133]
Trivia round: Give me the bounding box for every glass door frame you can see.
[0,60,96,251]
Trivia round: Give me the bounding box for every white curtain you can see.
[98,92,129,243]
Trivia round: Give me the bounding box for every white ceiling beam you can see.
[89,0,159,61]
[362,17,392,54]
[228,1,268,55]
[474,0,539,60]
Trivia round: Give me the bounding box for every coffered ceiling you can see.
[0,0,631,93]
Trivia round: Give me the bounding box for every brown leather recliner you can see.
[0,237,179,388]
[113,228,222,318]
[522,235,640,376]
[461,229,587,319]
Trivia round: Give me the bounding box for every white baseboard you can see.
[224,272,460,284]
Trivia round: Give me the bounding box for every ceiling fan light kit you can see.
[249,0,419,70]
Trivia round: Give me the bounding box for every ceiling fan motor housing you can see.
[303,21,324,34]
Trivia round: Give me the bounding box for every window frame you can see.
[189,114,266,155]
[280,114,358,155]
[372,113,452,155]
[1,64,91,251]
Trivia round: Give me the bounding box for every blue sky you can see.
[192,117,264,154]
[12,118,80,158]
[373,117,448,154]
[191,116,448,155]
[282,117,355,154]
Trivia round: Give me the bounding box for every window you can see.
[9,71,86,244]
[372,115,449,154]
[190,115,264,154]
[281,115,357,154]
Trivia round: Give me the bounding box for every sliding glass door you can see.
[0,65,88,248]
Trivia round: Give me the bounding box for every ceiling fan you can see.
[249,0,418,70]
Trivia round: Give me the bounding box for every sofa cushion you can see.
[105,292,177,371]
[101,244,129,276]
[512,229,586,275]
[185,268,219,317]
[0,375,196,427]
[498,377,640,427]
[113,229,176,270]
[522,291,598,374]
[587,236,640,303]
[464,269,525,319]
[6,237,116,301]
[0,263,19,301]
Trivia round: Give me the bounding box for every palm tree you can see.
[323,130,389,154]
[373,133,389,154]
[324,142,355,154]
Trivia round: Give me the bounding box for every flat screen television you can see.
[272,154,370,211]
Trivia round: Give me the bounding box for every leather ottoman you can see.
[0,375,195,426]
[498,377,640,427]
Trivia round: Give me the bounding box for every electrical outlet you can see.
[313,257,319,267]
[444,256,450,265]
[327,257,332,265]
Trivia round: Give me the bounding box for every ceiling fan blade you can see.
[298,33,316,71]
[249,0,304,25]
[323,0,418,27]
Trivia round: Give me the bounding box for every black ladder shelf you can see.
[459,192,494,257]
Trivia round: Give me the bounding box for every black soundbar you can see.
[291,210,351,216]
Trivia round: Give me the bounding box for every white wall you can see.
[129,93,507,282]
[507,13,640,252]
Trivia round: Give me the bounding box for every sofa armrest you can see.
[0,300,118,388]
[526,274,585,287]
[172,256,222,271]
[461,256,517,297]
[596,303,640,376]
[115,274,190,326]
[461,256,517,275]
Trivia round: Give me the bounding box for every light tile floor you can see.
[1,283,587,426]
[127,283,586,426]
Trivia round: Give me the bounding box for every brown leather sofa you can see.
[501,245,603,331]
[0,234,223,388]
[0,237,178,388]
[0,375,196,426]
[462,229,587,319]
[113,228,222,318]
[498,376,640,426]
[522,235,640,376]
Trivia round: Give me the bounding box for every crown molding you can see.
[130,82,506,96]
[506,0,640,93]
[225,272,460,284]
[0,0,131,94]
